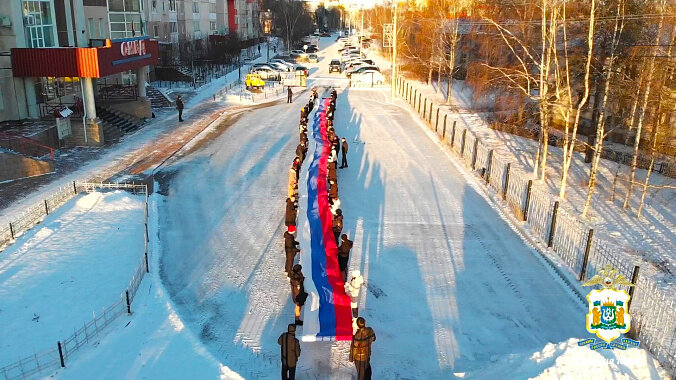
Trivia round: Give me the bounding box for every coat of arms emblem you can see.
[580,265,639,350]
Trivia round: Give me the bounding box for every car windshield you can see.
[331,60,340,64]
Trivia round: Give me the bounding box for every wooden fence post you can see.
[523,180,533,222]
[423,98,427,120]
[486,150,494,183]
[418,95,422,113]
[428,103,433,123]
[460,129,467,155]
[547,201,559,247]
[580,229,595,281]
[627,266,640,312]
[57,341,65,367]
[450,120,457,147]
[503,163,511,200]
[44,200,49,215]
[435,108,440,131]
[9,223,14,239]
[73,181,77,194]
[471,139,479,169]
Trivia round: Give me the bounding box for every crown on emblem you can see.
[602,298,615,307]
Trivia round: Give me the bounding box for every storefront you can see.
[11,36,159,145]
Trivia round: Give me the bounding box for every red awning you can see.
[11,37,160,78]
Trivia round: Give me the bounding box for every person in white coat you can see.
[344,270,364,318]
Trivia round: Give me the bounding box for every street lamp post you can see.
[391,0,398,100]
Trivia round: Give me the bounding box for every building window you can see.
[22,0,55,48]
[210,21,216,31]
[193,20,200,32]
[153,24,160,37]
[109,13,142,39]
[209,3,216,13]
[170,22,177,33]
[151,0,158,13]
[88,18,96,38]
[168,0,176,12]
[99,18,107,38]
[192,2,199,13]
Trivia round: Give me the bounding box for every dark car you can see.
[329,59,341,73]
[305,46,319,53]
[346,65,379,78]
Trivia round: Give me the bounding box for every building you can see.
[0,0,159,146]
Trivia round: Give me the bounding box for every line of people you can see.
[280,88,376,380]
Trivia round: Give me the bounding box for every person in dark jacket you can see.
[290,264,306,325]
[338,234,353,282]
[287,87,293,103]
[278,324,301,380]
[285,197,297,227]
[333,135,340,157]
[328,161,337,182]
[328,179,338,201]
[296,143,305,163]
[300,106,307,124]
[349,317,376,380]
[332,209,343,245]
[340,138,349,168]
[331,89,337,102]
[284,230,301,275]
[175,95,184,122]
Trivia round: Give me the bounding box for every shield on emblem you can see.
[600,305,616,326]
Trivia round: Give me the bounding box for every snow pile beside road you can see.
[0,191,145,366]
[467,338,670,379]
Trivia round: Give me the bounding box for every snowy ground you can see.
[0,35,669,379]
[368,43,676,283]
[0,191,144,365]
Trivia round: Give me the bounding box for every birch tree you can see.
[623,0,666,209]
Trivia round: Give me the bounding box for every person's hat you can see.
[336,209,342,215]
[342,234,348,240]
[293,264,302,272]
[288,225,296,234]
[288,324,296,333]
[352,270,361,279]
[356,317,366,328]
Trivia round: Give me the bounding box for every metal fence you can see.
[397,76,676,377]
[0,182,150,380]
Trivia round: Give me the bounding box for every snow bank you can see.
[466,338,670,379]
[0,191,145,366]
[47,193,242,380]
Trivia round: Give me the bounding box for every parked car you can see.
[290,50,305,57]
[270,59,294,69]
[308,54,318,63]
[268,62,291,71]
[346,65,379,78]
[351,70,385,86]
[293,64,309,77]
[305,46,318,53]
[252,63,278,71]
[329,59,341,73]
[251,67,280,81]
[245,73,265,91]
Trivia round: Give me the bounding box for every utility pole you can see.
[391,0,398,100]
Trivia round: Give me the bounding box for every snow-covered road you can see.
[154,37,594,378]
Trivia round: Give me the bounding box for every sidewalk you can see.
[0,43,276,225]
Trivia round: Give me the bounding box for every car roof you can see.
[330,59,340,63]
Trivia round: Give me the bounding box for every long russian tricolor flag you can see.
[297,97,352,341]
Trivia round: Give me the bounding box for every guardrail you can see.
[395,75,676,377]
[0,132,55,161]
[0,182,150,380]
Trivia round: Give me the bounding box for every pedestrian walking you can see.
[349,317,376,380]
[287,87,293,103]
[290,264,307,326]
[278,324,301,380]
[344,270,364,318]
[340,138,349,168]
[285,197,297,227]
[284,229,301,275]
[338,234,353,282]
[332,209,343,245]
[329,180,338,201]
[296,143,306,163]
[175,95,184,122]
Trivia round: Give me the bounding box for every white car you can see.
[270,58,294,67]
[351,69,385,86]
[268,62,291,71]
[251,67,281,81]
